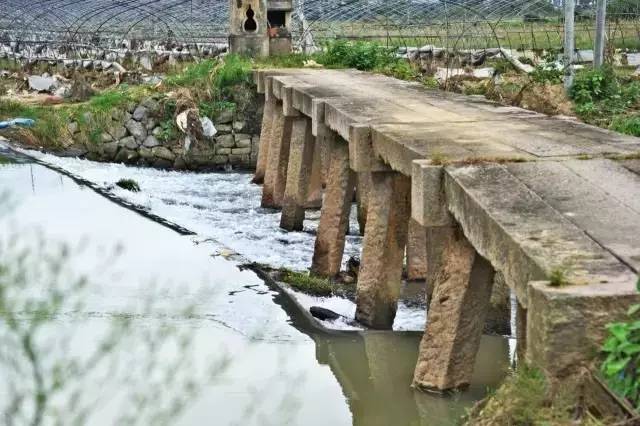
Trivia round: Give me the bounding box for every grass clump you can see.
[548,266,570,287]
[610,114,640,137]
[280,270,333,297]
[466,365,586,425]
[115,178,141,192]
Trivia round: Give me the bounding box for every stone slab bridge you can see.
[252,68,640,392]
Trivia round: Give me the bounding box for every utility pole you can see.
[564,0,576,90]
[594,0,607,67]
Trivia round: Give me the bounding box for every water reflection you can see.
[0,152,509,426]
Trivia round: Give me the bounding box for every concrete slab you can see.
[506,160,640,272]
[444,163,636,305]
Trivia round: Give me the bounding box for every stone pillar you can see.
[280,116,315,231]
[413,224,495,392]
[310,133,355,278]
[356,172,372,236]
[406,219,428,281]
[252,96,275,184]
[354,172,411,329]
[516,302,527,364]
[484,272,512,336]
[261,102,292,209]
[305,142,323,209]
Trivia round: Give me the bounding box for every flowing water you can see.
[0,148,510,425]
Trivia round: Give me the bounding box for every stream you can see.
[0,147,510,425]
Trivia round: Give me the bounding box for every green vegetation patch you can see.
[115,178,141,192]
[280,270,334,297]
[601,278,640,411]
[570,65,640,132]
[466,365,588,425]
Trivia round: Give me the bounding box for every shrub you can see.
[317,40,396,71]
[531,65,563,84]
[570,66,640,125]
[601,279,640,411]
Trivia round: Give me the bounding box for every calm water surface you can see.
[0,152,509,425]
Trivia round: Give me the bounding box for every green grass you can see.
[465,365,589,425]
[280,270,334,297]
[164,59,218,88]
[115,179,141,192]
[610,114,640,137]
[549,267,570,287]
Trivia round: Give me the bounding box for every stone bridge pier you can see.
[252,69,640,393]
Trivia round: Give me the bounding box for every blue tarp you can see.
[0,118,35,129]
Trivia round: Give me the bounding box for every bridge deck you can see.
[254,68,640,387]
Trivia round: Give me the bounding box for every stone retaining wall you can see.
[65,95,263,171]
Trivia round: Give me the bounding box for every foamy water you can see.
[20,150,426,331]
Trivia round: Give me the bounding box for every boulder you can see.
[125,119,147,141]
[114,148,139,164]
[118,136,138,150]
[110,125,127,140]
[140,97,160,113]
[132,105,148,122]
[153,158,173,169]
[151,146,175,161]
[138,146,154,160]
[103,142,119,159]
[143,135,160,148]
[145,118,157,130]
[28,75,57,92]
[100,132,113,143]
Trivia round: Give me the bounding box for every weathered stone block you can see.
[143,135,160,148]
[232,147,251,155]
[132,105,148,122]
[236,138,251,148]
[139,146,154,160]
[216,124,232,133]
[118,136,138,150]
[114,148,139,164]
[233,121,246,132]
[216,147,231,155]
[217,134,235,148]
[103,142,119,159]
[100,132,113,143]
[110,125,127,140]
[152,146,175,161]
[125,119,147,141]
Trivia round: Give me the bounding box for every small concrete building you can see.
[229,0,292,57]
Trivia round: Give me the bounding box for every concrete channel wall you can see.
[251,68,640,392]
